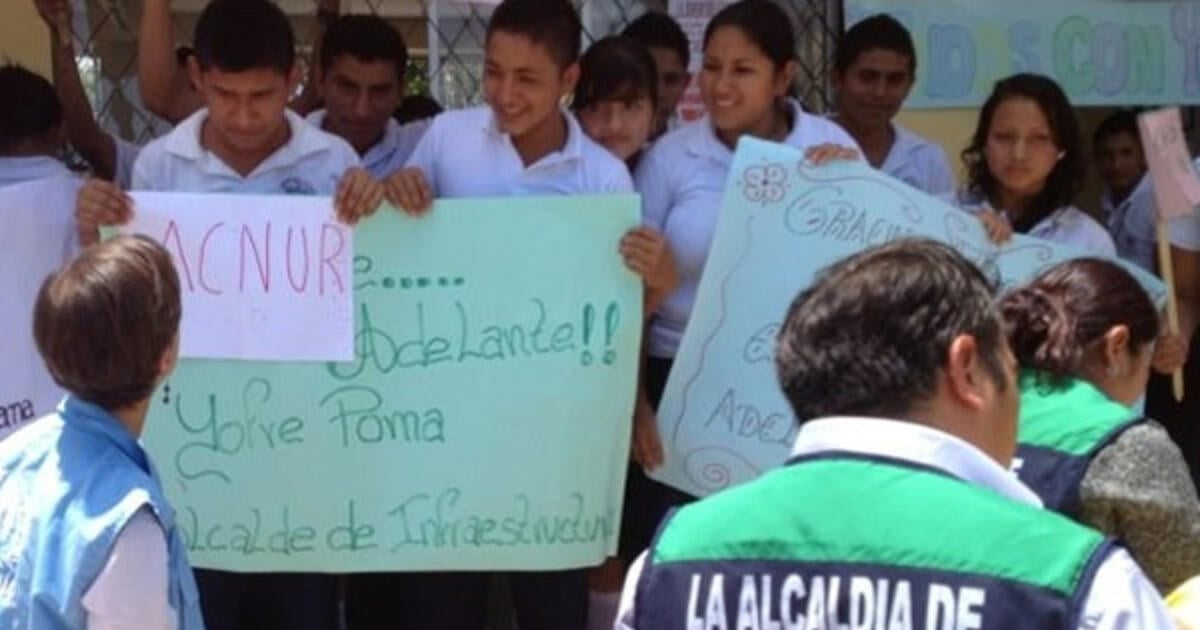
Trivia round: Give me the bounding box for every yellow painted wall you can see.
[895,109,977,185]
[0,0,50,77]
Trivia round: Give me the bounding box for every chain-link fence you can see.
[63,0,841,145]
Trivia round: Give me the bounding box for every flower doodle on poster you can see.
[740,162,789,206]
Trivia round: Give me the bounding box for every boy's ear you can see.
[561,61,581,97]
[287,63,303,93]
[187,56,204,91]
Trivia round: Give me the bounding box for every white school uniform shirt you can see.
[1103,175,1157,273]
[113,138,142,190]
[880,124,956,196]
[956,194,1117,258]
[306,109,430,180]
[636,99,859,359]
[0,155,75,187]
[132,108,360,194]
[404,105,633,197]
[615,417,1177,630]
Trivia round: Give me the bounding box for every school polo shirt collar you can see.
[306,109,404,173]
[881,125,922,169]
[687,98,810,165]
[482,107,584,171]
[165,108,332,179]
[791,416,1042,506]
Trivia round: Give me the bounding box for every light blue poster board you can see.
[845,0,1200,108]
[143,195,642,572]
[650,138,1164,498]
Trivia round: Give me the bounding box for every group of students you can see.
[5,0,1200,628]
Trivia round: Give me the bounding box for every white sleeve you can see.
[924,145,957,197]
[112,140,141,191]
[634,145,673,231]
[403,116,440,194]
[1078,548,1176,630]
[1169,213,1200,252]
[82,508,176,630]
[614,551,647,630]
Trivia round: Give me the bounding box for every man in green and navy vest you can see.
[616,239,1172,629]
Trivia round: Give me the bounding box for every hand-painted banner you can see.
[1139,108,1200,220]
[846,0,1200,108]
[651,138,1165,498]
[120,193,354,362]
[0,177,78,440]
[143,195,642,572]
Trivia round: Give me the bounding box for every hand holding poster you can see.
[142,194,642,572]
[118,193,354,362]
[650,138,1165,498]
[0,177,78,440]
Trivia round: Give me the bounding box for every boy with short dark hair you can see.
[1095,109,1154,272]
[70,2,382,628]
[0,234,203,630]
[377,2,667,629]
[309,13,429,178]
[622,12,691,139]
[0,64,72,187]
[75,0,382,246]
[831,14,954,195]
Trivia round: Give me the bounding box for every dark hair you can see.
[573,36,659,112]
[34,235,181,411]
[775,238,1008,421]
[0,64,62,153]
[703,0,796,69]
[622,12,690,70]
[963,74,1085,233]
[1002,258,1158,384]
[319,14,409,83]
[194,0,296,75]
[1093,108,1143,151]
[394,94,443,124]
[486,0,582,69]
[835,14,916,75]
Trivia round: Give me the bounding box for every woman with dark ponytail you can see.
[1002,258,1200,592]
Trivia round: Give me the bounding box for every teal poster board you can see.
[143,195,643,572]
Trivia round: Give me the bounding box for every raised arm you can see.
[138,0,202,123]
[34,0,119,181]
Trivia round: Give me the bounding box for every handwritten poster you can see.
[143,195,642,572]
[846,0,1200,108]
[651,138,1165,498]
[119,193,354,362]
[0,177,78,440]
[1139,108,1200,220]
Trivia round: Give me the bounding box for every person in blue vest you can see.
[616,238,1173,629]
[1002,257,1200,592]
[0,234,204,630]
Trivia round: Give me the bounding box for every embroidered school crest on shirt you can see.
[280,177,317,195]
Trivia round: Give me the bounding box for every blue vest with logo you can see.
[0,396,205,629]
